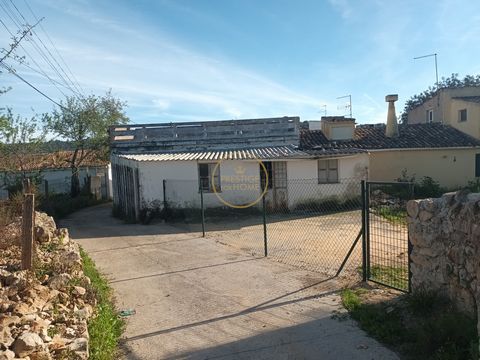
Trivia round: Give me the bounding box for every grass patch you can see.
[375,206,407,225]
[340,288,479,359]
[370,265,408,291]
[80,248,124,360]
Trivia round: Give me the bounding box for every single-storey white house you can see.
[0,151,110,199]
[110,117,369,220]
[110,96,480,221]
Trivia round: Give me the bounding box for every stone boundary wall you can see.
[407,189,480,319]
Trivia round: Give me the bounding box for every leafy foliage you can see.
[340,288,479,359]
[400,73,480,123]
[396,169,445,199]
[45,91,128,196]
[0,109,47,194]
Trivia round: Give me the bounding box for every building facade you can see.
[407,87,480,139]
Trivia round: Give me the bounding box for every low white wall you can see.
[139,159,262,209]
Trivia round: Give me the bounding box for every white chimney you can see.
[385,94,399,138]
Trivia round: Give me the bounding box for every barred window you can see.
[459,109,467,122]
[318,159,338,184]
[198,163,221,192]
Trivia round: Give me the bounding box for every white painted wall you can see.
[138,159,262,209]
[112,154,369,212]
[286,154,369,209]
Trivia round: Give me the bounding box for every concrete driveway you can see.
[62,204,399,360]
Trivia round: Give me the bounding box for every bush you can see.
[340,288,479,360]
[39,193,106,220]
[294,196,361,213]
[396,170,445,199]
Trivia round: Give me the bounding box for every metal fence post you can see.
[365,181,371,279]
[22,180,35,270]
[44,180,49,200]
[262,194,267,257]
[162,179,167,211]
[200,184,205,237]
[408,182,415,293]
[361,180,367,282]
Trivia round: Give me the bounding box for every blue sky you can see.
[1,0,480,124]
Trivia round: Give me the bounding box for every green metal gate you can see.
[362,181,414,292]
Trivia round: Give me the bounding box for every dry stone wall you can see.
[407,189,480,321]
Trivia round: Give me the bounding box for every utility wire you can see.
[9,0,84,97]
[0,17,40,63]
[23,0,85,96]
[0,0,82,100]
[0,0,79,97]
[0,62,67,110]
[0,10,70,99]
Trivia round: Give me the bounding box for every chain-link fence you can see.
[265,178,362,276]
[163,177,364,278]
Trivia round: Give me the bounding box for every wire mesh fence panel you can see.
[366,181,413,291]
[163,179,204,233]
[265,178,363,277]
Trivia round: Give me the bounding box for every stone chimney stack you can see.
[385,94,399,138]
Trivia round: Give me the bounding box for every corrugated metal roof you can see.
[118,145,310,161]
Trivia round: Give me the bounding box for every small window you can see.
[318,159,339,184]
[198,163,220,192]
[459,109,467,122]
[426,110,434,123]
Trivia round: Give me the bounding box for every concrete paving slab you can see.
[62,204,399,360]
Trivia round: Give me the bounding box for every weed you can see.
[376,207,407,225]
[340,287,479,360]
[80,248,124,360]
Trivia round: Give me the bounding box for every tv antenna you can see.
[336,95,352,118]
[318,104,327,116]
[414,53,439,90]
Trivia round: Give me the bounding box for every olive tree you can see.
[45,91,129,197]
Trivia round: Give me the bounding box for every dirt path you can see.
[62,204,399,360]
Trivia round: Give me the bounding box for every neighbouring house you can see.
[312,95,480,188]
[407,86,480,139]
[109,95,480,221]
[0,151,111,199]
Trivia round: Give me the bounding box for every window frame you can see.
[318,159,339,184]
[198,163,221,192]
[426,109,434,123]
[458,109,467,122]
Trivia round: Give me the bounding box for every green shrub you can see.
[80,248,124,360]
[340,287,479,360]
[38,193,106,220]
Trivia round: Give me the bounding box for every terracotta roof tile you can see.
[0,150,108,172]
[300,123,480,151]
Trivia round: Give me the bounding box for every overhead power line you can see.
[0,0,86,107]
[0,62,67,110]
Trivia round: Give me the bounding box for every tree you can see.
[45,91,129,197]
[400,73,480,123]
[0,109,46,194]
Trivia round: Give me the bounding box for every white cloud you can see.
[328,0,353,19]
